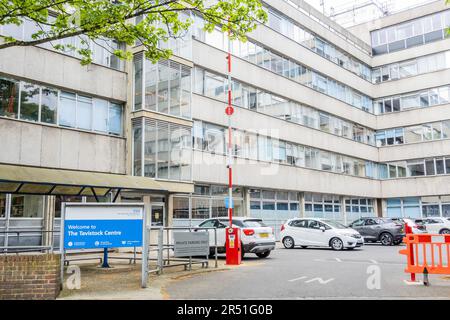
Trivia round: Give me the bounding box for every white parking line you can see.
[304,277,335,285]
[288,276,307,282]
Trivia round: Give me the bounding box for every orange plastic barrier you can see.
[399,234,450,283]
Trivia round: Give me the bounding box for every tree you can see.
[0,0,267,65]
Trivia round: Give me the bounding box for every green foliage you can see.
[0,0,267,65]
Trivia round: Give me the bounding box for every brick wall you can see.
[0,254,61,300]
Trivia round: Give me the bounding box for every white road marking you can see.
[370,259,378,264]
[304,277,335,285]
[335,258,342,262]
[288,276,307,282]
[404,280,425,286]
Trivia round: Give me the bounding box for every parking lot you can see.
[164,243,450,299]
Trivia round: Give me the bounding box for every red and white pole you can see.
[225,20,241,265]
[226,35,233,228]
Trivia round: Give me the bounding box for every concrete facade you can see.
[0,0,450,247]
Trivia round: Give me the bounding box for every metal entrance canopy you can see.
[0,164,193,197]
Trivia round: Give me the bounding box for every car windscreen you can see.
[322,220,348,229]
[242,220,267,228]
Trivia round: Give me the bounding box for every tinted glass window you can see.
[199,220,216,228]
[290,220,308,228]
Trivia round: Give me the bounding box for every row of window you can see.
[249,189,300,212]
[132,118,192,182]
[304,193,375,223]
[371,9,450,55]
[373,50,450,83]
[133,55,192,119]
[264,7,372,80]
[194,67,376,146]
[386,196,450,218]
[0,76,123,135]
[193,120,379,179]
[384,156,450,179]
[375,84,450,114]
[375,120,450,147]
[173,189,245,220]
[0,19,124,70]
[193,18,373,113]
[0,194,106,219]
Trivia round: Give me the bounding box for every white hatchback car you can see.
[196,217,276,258]
[280,218,363,251]
[415,217,450,234]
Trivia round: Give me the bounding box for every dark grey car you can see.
[348,217,405,246]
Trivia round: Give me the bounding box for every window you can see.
[59,92,76,127]
[407,160,425,176]
[93,99,108,133]
[10,195,43,218]
[0,194,5,218]
[399,61,417,78]
[405,126,423,143]
[19,82,40,122]
[76,96,92,130]
[133,118,191,181]
[109,103,122,135]
[0,77,19,118]
[40,87,57,124]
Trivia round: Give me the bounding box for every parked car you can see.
[348,217,405,245]
[414,218,450,234]
[195,217,276,258]
[391,218,427,234]
[280,218,363,251]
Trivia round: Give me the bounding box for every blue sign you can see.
[63,205,144,250]
[225,197,234,209]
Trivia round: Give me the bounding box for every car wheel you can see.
[330,237,344,251]
[440,229,450,235]
[256,251,271,258]
[282,236,295,249]
[380,232,393,246]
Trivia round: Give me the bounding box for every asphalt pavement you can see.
[164,243,450,299]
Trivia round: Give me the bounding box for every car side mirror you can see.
[320,226,326,232]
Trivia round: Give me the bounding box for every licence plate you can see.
[259,233,269,238]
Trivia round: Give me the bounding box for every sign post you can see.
[225,19,241,265]
[60,203,145,286]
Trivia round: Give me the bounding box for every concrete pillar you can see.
[342,196,349,225]
[339,196,346,224]
[167,194,174,227]
[42,196,55,248]
[299,192,305,218]
[243,188,251,217]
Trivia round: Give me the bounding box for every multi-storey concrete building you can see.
[1,0,449,248]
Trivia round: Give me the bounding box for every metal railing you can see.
[0,230,60,254]
[141,226,219,288]
[279,0,373,55]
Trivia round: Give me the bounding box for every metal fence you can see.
[0,230,60,254]
[141,226,219,288]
